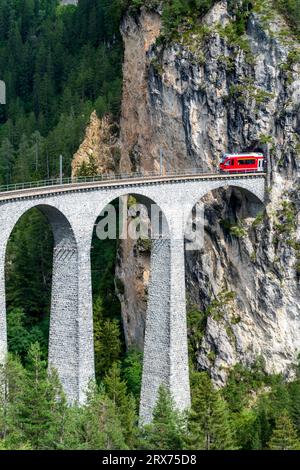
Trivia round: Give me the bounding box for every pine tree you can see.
[0,137,14,185]
[94,318,122,376]
[0,354,25,446]
[13,134,32,183]
[122,349,143,401]
[186,372,236,450]
[9,343,67,449]
[209,396,236,450]
[231,408,261,450]
[58,383,127,450]
[268,410,300,450]
[76,160,90,177]
[288,380,300,433]
[139,385,185,450]
[104,362,138,447]
[7,308,33,359]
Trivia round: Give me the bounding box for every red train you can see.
[220,153,265,173]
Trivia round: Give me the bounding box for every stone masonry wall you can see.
[0,174,265,414]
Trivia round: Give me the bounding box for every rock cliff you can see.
[72,0,300,383]
[72,111,119,177]
[117,0,300,384]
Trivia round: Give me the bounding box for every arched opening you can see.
[5,207,54,363]
[90,193,169,404]
[184,185,265,384]
[4,203,81,401]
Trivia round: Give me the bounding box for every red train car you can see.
[220,153,265,173]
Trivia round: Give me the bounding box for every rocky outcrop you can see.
[72,111,119,177]
[117,0,300,383]
[115,199,151,350]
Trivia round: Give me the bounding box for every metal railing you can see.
[0,168,266,195]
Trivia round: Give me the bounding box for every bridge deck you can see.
[0,172,266,202]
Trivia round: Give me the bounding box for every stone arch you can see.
[183,183,266,381]
[90,191,179,423]
[90,189,170,239]
[184,183,265,232]
[194,182,264,206]
[1,201,76,257]
[0,202,93,403]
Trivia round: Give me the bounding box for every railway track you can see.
[0,171,266,202]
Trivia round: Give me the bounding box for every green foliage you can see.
[229,224,247,238]
[274,0,300,37]
[161,0,215,37]
[103,362,138,447]
[252,211,265,227]
[2,343,67,450]
[220,361,300,449]
[121,349,143,401]
[136,237,152,253]
[287,379,300,433]
[228,82,274,107]
[94,314,122,377]
[206,290,237,321]
[6,209,53,316]
[91,209,121,317]
[2,349,300,450]
[139,385,185,450]
[220,218,247,238]
[287,49,300,67]
[274,200,297,235]
[7,308,48,362]
[91,204,124,380]
[76,154,99,177]
[187,371,236,450]
[125,0,216,40]
[0,347,137,450]
[59,388,127,450]
[259,134,274,145]
[5,208,53,362]
[216,1,254,59]
[268,410,300,450]
[0,0,123,186]
[187,305,207,368]
[187,292,238,369]
[231,408,261,450]
[3,0,300,452]
[2,1,125,370]
[272,196,300,275]
[222,359,269,413]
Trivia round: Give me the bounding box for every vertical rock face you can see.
[115,8,162,349]
[119,8,162,173]
[115,217,151,350]
[117,0,300,383]
[120,2,299,174]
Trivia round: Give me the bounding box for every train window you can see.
[238,159,255,165]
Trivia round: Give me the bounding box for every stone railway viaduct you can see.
[0,172,265,423]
